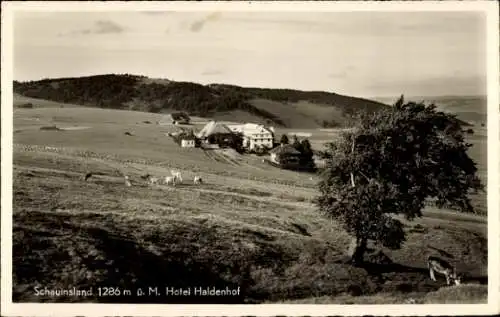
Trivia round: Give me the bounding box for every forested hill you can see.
[13,74,389,128]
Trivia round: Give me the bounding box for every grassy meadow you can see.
[11,95,488,304]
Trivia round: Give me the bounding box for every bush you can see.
[40,125,60,131]
[253,146,270,156]
[17,102,34,108]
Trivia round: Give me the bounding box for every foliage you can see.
[13,74,389,128]
[171,112,191,123]
[170,130,198,147]
[252,145,271,156]
[207,132,244,152]
[297,139,316,170]
[315,96,484,264]
[280,134,289,145]
[285,137,316,172]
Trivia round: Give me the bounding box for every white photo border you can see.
[1,1,499,316]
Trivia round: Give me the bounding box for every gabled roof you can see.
[197,121,233,139]
[245,123,273,134]
[227,123,273,135]
[269,144,301,155]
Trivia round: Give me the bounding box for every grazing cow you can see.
[148,176,160,185]
[428,256,461,285]
[124,175,132,187]
[193,176,203,185]
[164,176,176,186]
[171,170,183,183]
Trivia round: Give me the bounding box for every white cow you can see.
[164,176,176,186]
[124,175,132,187]
[193,176,203,185]
[171,170,183,183]
[148,176,160,185]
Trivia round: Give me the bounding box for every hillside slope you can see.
[13,74,388,129]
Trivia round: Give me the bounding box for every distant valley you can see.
[373,95,487,125]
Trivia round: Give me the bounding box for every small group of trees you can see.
[315,96,484,265]
[207,132,245,153]
[279,134,316,171]
[171,130,200,147]
[248,145,271,156]
[14,74,140,109]
[171,112,191,124]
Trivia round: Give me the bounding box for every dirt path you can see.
[203,149,241,167]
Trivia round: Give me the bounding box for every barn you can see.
[269,144,301,166]
[197,121,233,140]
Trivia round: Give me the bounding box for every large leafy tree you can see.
[315,96,483,265]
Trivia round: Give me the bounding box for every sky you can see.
[13,10,487,98]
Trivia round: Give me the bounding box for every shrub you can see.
[17,102,34,108]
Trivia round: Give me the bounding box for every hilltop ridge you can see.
[13,74,388,129]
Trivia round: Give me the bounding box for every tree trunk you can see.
[350,237,367,266]
[350,138,356,188]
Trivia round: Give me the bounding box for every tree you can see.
[315,96,483,265]
[232,132,245,153]
[291,134,301,153]
[299,139,315,170]
[280,134,289,145]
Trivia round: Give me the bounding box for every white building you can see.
[227,123,274,151]
[179,135,197,148]
[181,139,196,148]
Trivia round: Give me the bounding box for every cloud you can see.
[189,12,221,32]
[60,19,125,36]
